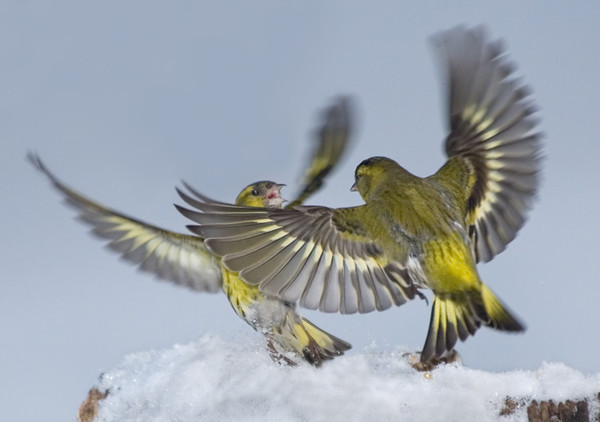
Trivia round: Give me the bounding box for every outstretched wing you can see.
[432,26,542,262]
[28,153,222,293]
[175,187,420,314]
[286,96,354,209]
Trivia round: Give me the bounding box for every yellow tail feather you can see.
[421,295,481,362]
[271,313,352,366]
[481,285,525,332]
[421,287,525,363]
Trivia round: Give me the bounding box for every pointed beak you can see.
[350,181,358,192]
[266,183,286,208]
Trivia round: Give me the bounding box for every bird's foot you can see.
[266,339,298,367]
[404,349,462,372]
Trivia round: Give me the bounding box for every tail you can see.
[421,286,524,363]
[480,284,525,332]
[270,312,352,367]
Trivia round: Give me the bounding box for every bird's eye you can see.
[251,189,259,196]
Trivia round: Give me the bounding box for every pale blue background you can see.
[2,1,599,420]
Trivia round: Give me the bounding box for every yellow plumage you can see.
[223,181,351,365]
[178,26,541,364]
[29,96,354,366]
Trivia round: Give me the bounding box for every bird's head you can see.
[351,156,400,200]
[235,181,286,208]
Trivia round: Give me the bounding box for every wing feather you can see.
[28,153,222,293]
[286,96,354,208]
[431,26,542,262]
[176,186,420,314]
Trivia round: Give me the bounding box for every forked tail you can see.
[480,284,525,332]
[269,312,352,367]
[421,286,524,363]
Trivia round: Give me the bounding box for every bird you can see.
[29,96,354,366]
[175,26,542,364]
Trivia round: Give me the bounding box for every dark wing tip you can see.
[286,96,356,209]
[27,151,56,183]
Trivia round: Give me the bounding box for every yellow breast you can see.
[221,266,263,321]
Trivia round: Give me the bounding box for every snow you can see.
[92,334,600,421]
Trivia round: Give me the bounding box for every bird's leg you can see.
[404,349,462,372]
[266,338,297,367]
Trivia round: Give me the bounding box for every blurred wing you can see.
[28,153,222,293]
[286,96,354,209]
[432,26,542,262]
[176,186,419,314]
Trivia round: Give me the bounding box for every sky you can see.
[2,1,600,420]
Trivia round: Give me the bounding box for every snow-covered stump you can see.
[525,396,595,421]
[79,389,600,422]
[78,388,108,422]
[500,395,598,421]
[76,334,600,421]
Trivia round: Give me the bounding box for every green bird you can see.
[29,96,353,366]
[175,26,542,363]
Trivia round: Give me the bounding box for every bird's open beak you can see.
[266,183,286,208]
[350,181,358,192]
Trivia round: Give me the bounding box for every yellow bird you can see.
[29,96,353,366]
[176,27,542,364]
